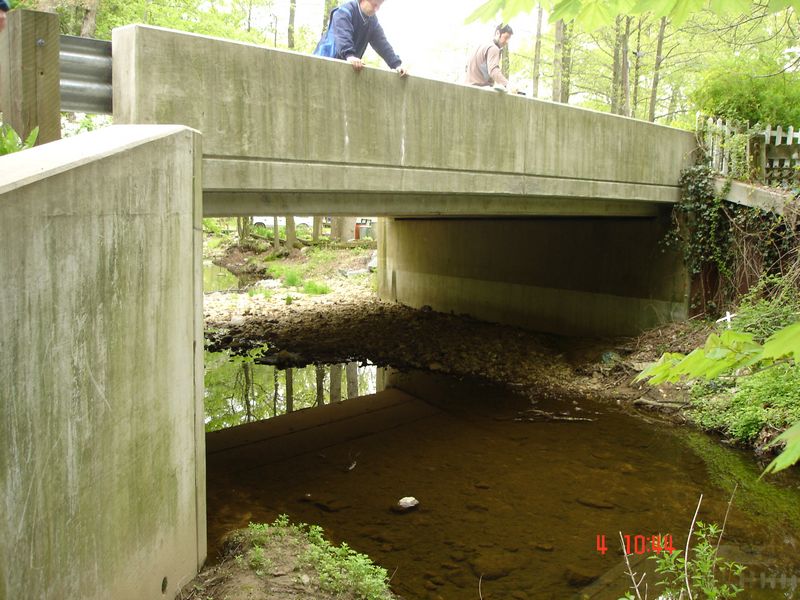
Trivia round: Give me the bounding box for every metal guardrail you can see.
[60,35,112,114]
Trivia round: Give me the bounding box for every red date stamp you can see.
[596,533,676,556]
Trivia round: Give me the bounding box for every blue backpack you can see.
[314,3,352,58]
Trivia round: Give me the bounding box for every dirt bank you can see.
[204,281,712,417]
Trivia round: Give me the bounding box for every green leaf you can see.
[464,0,507,23]
[761,422,800,476]
[551,0,585,22]
[631,0,675,13]
[709,0,754,14]
[24,126,39,149]
[574,0,616,30]
[766,0,793,11]
[762,321,800,362]
[668,0,705,25]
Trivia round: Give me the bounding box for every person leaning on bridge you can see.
[464,23,515,92]
[314,0,407,77]
[0,0,10,34]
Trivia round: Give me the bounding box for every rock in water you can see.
[392,496,419,513]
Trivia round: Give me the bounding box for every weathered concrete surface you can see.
[0,125,206,599]
[715,177,797,215]
[377,215,689,336]
[112,25,697,217]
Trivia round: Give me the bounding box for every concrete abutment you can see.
[378,213,689,336]
[0,125,206,600]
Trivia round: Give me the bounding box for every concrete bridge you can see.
[113,24,696,339]
[2,18,701,600]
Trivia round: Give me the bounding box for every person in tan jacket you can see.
[464,24,514,90]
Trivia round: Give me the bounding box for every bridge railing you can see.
[59,34,112,114]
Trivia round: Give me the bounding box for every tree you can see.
[648,16,668,122]
[467,0,800,31]
[552,19,564,101]
[287,0,296,48]
[321,0,337,32]
[531,4,544,97]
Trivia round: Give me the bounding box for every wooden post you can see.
[0,9,61,144]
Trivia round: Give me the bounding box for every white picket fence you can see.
[699,115,800,187]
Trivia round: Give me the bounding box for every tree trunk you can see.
[273,216,280,251]
[531,4,543,98]
[620,16,632,117]
[664,88,679,125]
[502,47,510,84]
[611,16,622,114]
[631,16,644,118]
[322,0,337,32]
[346,362,358,399]
[648,16,667,123]
[285,216,297,251]
[288,0,296,49]
[242,362,254,422]
[272,367,279,416]
[329,364,342,402]
[315,365,325,406]
[312,216,321,242]
[237,217,251,244]
[559,21,573,104]
[551,19,564,102]
[80,0,99,37]
[285,368,293,413]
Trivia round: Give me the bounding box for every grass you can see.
[303,280,331,295]
[247,287,273,299]
[232,517,393,600]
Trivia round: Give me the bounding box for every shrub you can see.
[691,57,800,125]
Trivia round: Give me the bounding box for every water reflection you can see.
[205,370,800,600]
[204,350,381,432]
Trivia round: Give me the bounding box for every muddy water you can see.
[206,372,800,600]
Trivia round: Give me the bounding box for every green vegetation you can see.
[691,364,800,443]
[303,280,331,295]
[638,317,800,474]
[643,522,744,600]
[0,124,38,156]
[468,0,799,30]
[233,516,393,600]
[691,58,800,125]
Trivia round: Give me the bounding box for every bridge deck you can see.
[112,25,697,218]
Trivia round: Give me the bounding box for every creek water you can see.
[204,369,800,600]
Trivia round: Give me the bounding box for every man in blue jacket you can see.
[0,0,10,33]
[315,0,407,76]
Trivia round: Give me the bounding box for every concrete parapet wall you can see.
[378,216,689,336]
[112,25,697,216]
[0,125,205,599]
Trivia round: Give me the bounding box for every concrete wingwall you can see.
[0,125,206,599]
[378,214,689,337]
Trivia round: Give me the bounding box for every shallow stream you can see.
[204,369,800,600]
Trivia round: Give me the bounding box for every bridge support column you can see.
[378,213,689,337]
